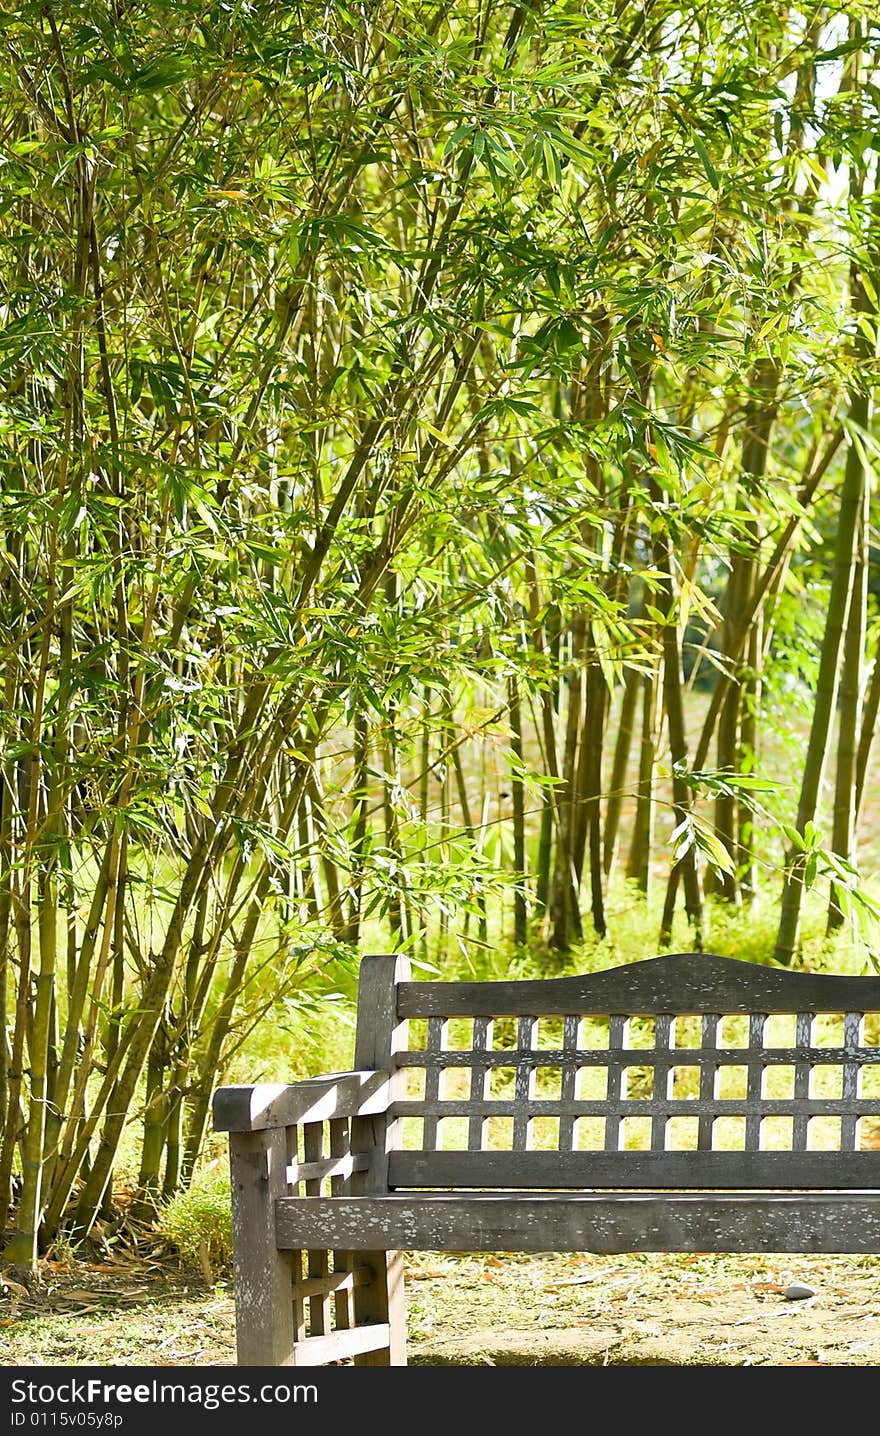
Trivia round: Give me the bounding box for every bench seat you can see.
[275,1190,880,1253]
[215,951,880,1365]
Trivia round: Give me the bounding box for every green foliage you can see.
[0,0,879,1259]
[159,1168,233,1273]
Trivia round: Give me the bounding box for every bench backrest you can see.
[359,952,880,1190]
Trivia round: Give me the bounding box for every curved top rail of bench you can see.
[395,951,880,1018]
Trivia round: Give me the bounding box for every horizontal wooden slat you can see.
[290,1153,370,1184]
[391,1097,880,1119]
[275,1192,880,1254]
[396,952,880,1017]
[212,1071,391,1131]
[293,1264,374,1299]
[395,1046,880,1067]
[388,1149,880,1190]
[287,1323,391,1365]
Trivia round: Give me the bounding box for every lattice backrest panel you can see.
[383,953,880,1188]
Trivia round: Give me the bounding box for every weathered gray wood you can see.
[651,1014,674,1151]
[421,1016,445,1151]
[468,1016,492,1150]
[351,953,410,1366]
[286,1128,306,1346]
[744,1013,765,1149]
[842,1012,862,1149]
[224,951,880,1367]
[228,1129,295,1365]
[275,1192,880,1254]
[293,1264,373,1299]
[394,1045,880,1068]
[604,1015,626,1152]
[302,1123,331,1338]
[513,1017,536,1150]
[329,1118,355,1333]
[396,951,880,1017]
[558,1015,579,1153]
[353,956,410,1193]
[213,1070,391,1131]
[793,1012,813,1150]
[387,1148,880,1189]
[391,1096,880,1119]
[291,1152,369,1184]
[285,1323,392,1366]
[697,1014,719,1149]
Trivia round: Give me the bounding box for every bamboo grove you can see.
[1,0,880,1263]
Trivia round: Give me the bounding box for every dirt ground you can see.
[1,1250,879,1367]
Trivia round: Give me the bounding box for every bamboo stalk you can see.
[652,489,703,949]
[572,648,607,936]
[134,1020,169,1219]
[508,675,527,947]
[345,710,370,946]
[854,652,880,822]
[827,484,868,930]
[627,658,663,894]
[774,316,871,960]
[549,618,586,951]
[659,424,844,931]
[738,611,762,905]
[603,663,640,881]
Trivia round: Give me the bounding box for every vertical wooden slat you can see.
[351,953,410,1366]
[286,1125,306,1345]
[302,1121,323,1195]
[793,1012,813,1150]
[698,1015,720,1150]
[605,1015,626,1151]
[513,1016,536,1150]
[329,1118,354,1332]
[291,1249,307,1346]
[328,1118,349,1191]
[558,1015,579,1152]
[841,1013,863,1150]
[303,1123,331,1337]
[651,1015,673,1152]
[468,1017,492,1150]
[745,1013,766,1150]
[227,1127,296,1365]
[422,1016,446,1151]
[286,1123,300,1187]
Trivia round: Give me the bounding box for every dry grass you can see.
[2,1250,879,1368]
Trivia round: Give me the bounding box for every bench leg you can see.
[353,1250,406,1366]
[229,1130,404,1366]
[228,1129,298,1365]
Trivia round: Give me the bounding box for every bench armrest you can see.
[212,1069,392,1133]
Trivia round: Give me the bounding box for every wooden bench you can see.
[213,951,880,1366]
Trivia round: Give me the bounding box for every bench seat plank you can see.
[275,1191,880,1254]
[387,1149,880,1189]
